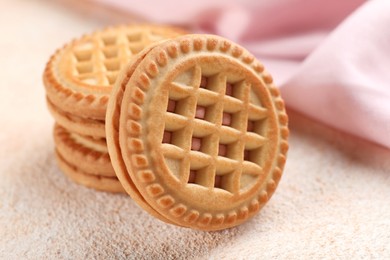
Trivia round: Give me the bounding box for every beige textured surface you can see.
[1,0,390,258]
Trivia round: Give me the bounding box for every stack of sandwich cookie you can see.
[43,25,186,192]
[43,26,289,230]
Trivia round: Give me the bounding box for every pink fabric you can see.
[96,0,390,148]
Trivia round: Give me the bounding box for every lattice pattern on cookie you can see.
[116,35,289,230]
[71,27,176,86]
[161,66,268,194]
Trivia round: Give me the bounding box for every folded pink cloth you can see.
[96,0,390,148]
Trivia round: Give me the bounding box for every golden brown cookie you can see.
[53,124,115,177]
[55,150,125,193]
[47,97,105,138]
[43,24,187,121]
[106,34,289,230]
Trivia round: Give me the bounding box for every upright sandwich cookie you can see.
[106,34,289,230]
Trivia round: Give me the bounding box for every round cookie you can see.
[55,150,125,193]
[47,97,105,138]
[43,24,187,121]
[53,124,115,177]
[106,34,289,230]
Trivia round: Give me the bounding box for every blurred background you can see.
[0,0,365,129]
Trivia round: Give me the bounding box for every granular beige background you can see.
[1,0,389,259]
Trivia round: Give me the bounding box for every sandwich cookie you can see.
[53,124,115,177]
[43,24,187,122]
[47,97,105,137]
[55,150,125,193]
[53,124,125,193]
[106,34,289,230]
